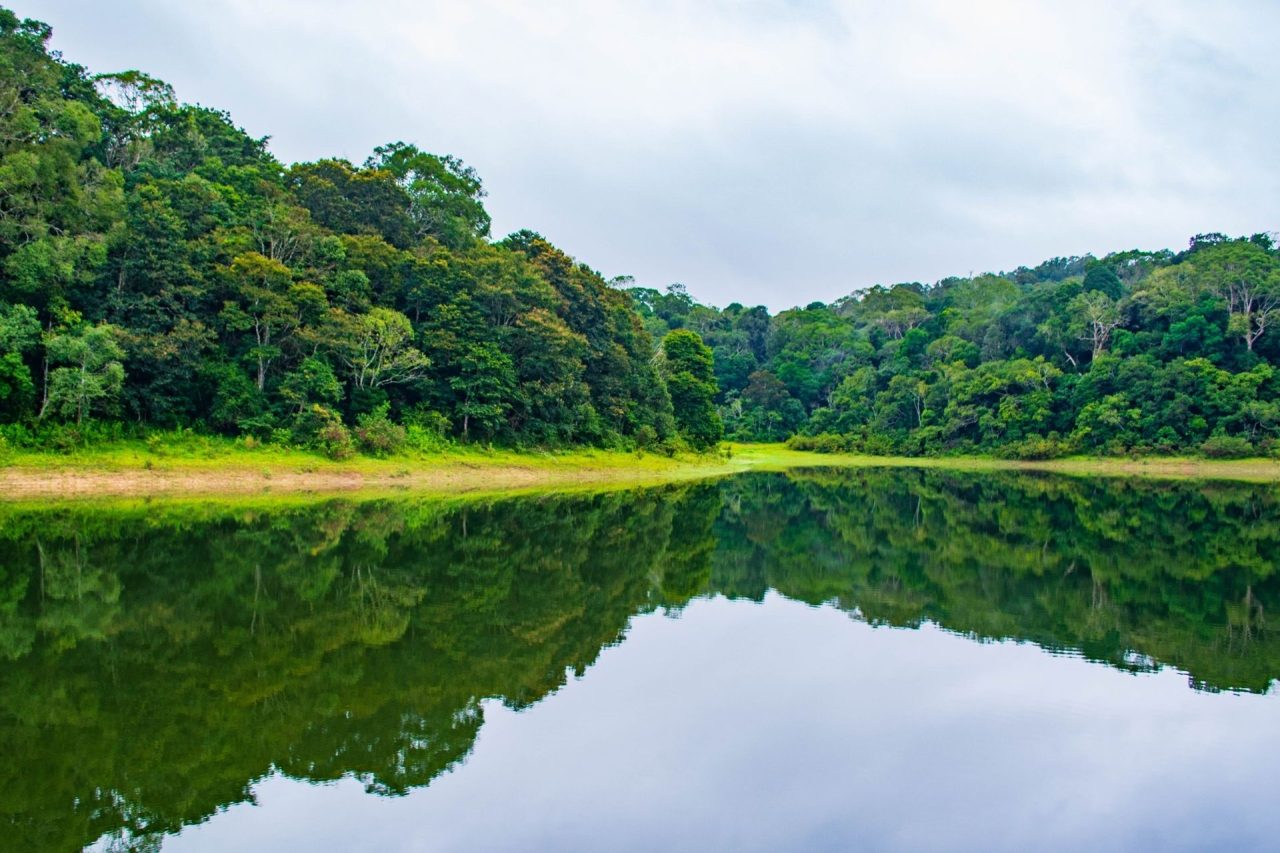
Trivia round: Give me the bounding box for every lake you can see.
[3,469,1279,851]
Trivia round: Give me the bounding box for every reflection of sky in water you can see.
[168,593,1280,853]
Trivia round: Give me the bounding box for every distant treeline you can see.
[3,6,1279,459]
[633,232,1280,458]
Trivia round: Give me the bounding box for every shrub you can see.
[293,405,354,460]
[658,435,684,456]
[235,413,277,440]
[860,433,896,456]
[354,404,406,457]
[786,433,857,453]
[405,424,450,454]
[47,424,84,454]
[403,405,451,436]
[996,435,1072,460]
[315,422,355,460]
[1200,434,1254,459]
[633,424,658,450]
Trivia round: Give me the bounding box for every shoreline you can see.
[4,444,1280,502]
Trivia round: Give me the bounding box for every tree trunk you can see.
[38,353,49,419]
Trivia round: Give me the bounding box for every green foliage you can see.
[0,303,39,418]
[636,231,1280,457]
[366,142,491,249]
[354,403,407,456]
[293,404,354,459]
[40,322,125,423]
[449,343,514,439]
[660,329,722,449]
[279,356,342,413]
[0,11,684,453]
[1199,434,1255,459]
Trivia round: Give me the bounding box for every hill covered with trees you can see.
[0,8,719,456]
[1,6,1278,460]
[634,233,1280,458]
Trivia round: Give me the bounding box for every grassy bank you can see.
[735,445,1280,482]
[5,437,1280,502]
[0,436,745,501]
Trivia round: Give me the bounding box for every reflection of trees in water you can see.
[0,487,720,851]
[713,469,1280,693]
[0,470,1278,849]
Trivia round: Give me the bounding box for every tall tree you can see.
[1197,242,1280,352]
[660,329,722,449]
[366,142,490,249]
[335,307,430,392]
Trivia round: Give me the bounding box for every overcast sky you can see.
[24,0,1280,310]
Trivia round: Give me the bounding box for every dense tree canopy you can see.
[0,9,684,454]
[633,235,1280,458]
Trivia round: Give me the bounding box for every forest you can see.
[633,236,1280,458]
[3,7,1280,460]
[0,9,717,456]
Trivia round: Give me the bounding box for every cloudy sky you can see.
[25,0,1280,310]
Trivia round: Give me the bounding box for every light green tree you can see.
[337,307,430,391]
[40,322,125,423]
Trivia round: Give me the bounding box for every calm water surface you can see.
[3,469,1279,851]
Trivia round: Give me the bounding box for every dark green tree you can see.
[660,329,722,448]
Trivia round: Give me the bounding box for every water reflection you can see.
[1,470,1277,850]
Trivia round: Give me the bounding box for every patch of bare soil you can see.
[0,464,645,500]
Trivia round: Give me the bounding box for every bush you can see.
[658,435,684,456]
[404,424,448,454]
[403,405,450,435]
[45,424,84,453]
[860,433,896,456]
[633,424,658,451]
[1200,434,1255,459]
[787,433,858,454]
[398,405,451,454]
[293,405,354,460]
[996,435,1073,460]
[315,423,355,460]
[234,413,277,440]
[354,404,406,457]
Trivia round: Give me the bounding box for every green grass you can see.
[0,430,748,503]
[0,431,702,473]
[729,443,1280,482]
[5,433,1280,506]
